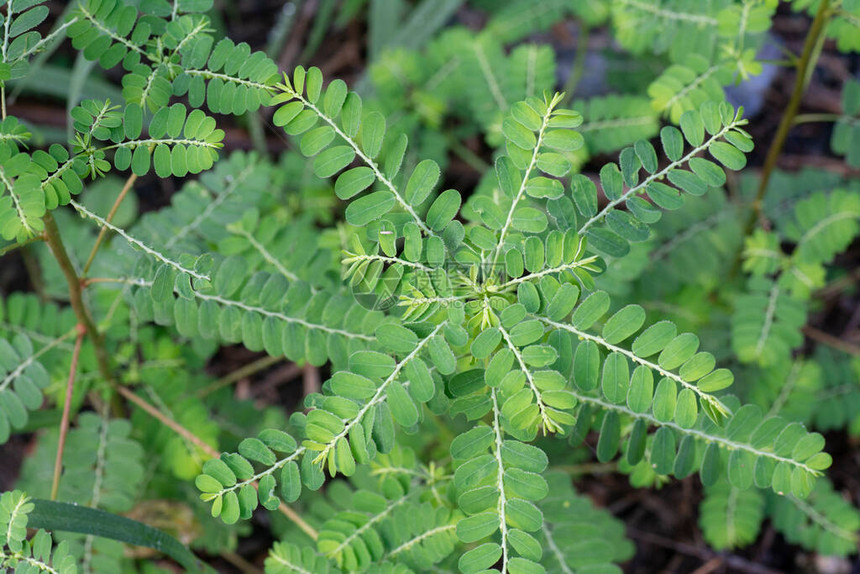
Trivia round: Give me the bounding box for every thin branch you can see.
[0,234,45,257]
[788,494,859,544]
[69,200,210,282]
[498,323,558,433]
[628,528,786,574]
[539,317,731,417]
[792,112,842,125]
[568,388,820,475]
[232,227,302,281]
[343,252,433,273]
[313,323,445,466]
[219,550,263,574]
[82,276,141,286]
[803,325,860,356]
[617,0,718,25]
[101,277,375,341]
[279,81,440,241]
[114,384,317,539]
[815,268,860,300]
[489,388,510,571]
[754,282,780,360]
[446,133,490,173]
[497,255,598,290]
[329,494,411,557]
[195,355,283,399]
[560,25,589,106]
[542,523,574,574]
[82,174,138,276]
[578,117,743,236]
[491,94,559,268]
[51,325,86,501]
[384,524,456,560]
[742,0,832,235]
[472,41,507,110]
[43,212,115,385]
[115,384,218,457]
[0,329,76,393]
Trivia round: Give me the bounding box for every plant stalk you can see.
[115,384,319,539]
[194,354,282,399]
[0,234,45,257]
[82,173,138,276]
[114,384,219,458]
[42,212,115,385]
[51,326,85,501]
[792,112,842,125]
[561,24,590,105]
[802,325,860,356]
[747,0,831,227]
[729,0,832,281]
[43,211,114,383]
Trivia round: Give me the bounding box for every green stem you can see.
[246,110,268,156]
[553,462,618,475]
[730,0,832,279]
[561,25,589,106]
[20,245,47,302]
[792,113,841,125]
[446,133,490,174]
[747,0,832,227]
[194,354,283,399]
[755,58,796,68]
[0,234,45,257]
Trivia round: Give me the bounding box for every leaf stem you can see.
[498,323,558,433]
[497,254,598,290]
[491,94,559,268]
[70,199,210,282]
[0,233,45,257]
[538,316,731,418]
[313,322,445,466]
[578,117,743,235]
[787,494,859,544]
[219,550,263,574]
[51,325,85,501]
[280,82,438,240]
[570,389,821,475]
[82,173,138,276]
[489,388,509,572]
[542,523,574,574]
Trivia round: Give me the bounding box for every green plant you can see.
[1,0,859,573]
